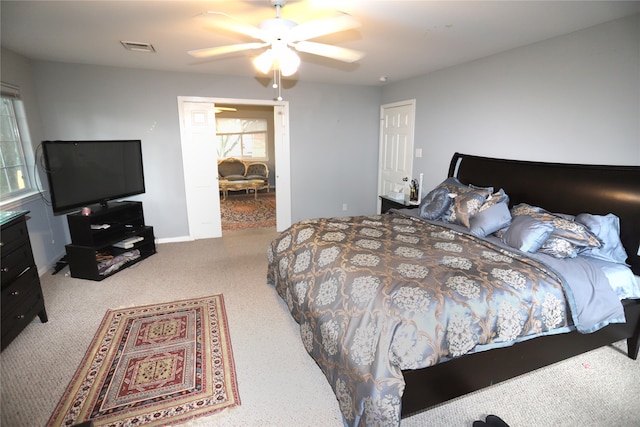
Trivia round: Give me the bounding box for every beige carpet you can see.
[1,228,639,427]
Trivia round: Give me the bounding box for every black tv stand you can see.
[64,201,156,281]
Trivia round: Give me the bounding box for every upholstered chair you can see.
[217,158,247,181]
[245,162,270,192]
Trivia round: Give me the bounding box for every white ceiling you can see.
[2,1,639,86]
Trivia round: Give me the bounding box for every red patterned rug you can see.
[221,192,276,230]
[47,295,239,427]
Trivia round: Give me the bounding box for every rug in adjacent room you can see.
[47,295,239,427]
[221,192,276,230]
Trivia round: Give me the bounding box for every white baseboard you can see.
[156,235,194,244]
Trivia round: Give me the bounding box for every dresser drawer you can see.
[2,266,39,308]
[1,283,44,346]
[0,217,30,255]
[1,244,35,287]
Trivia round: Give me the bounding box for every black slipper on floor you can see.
[472,421,487,427]
[486,414,510,427]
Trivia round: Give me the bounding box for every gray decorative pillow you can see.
[447,191,489,228]
[548,216,601,248]
[469,202,512,238]
[502,215,554,252]
[539,236,579,258]
[478,189,510,213]
[419,187,452,220]
[439,179,493,226]
[439,177,471,191]
[510,203,546,217]
[510,203,601,248]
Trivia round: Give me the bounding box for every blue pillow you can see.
[419,187,452,220]
[576,213,629,265]
[502,215,554,252]
[469,202,512,238]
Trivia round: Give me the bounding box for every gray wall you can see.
[30,63,382,230]
[1,48,68,273]
[2,14,638,275]
[382,14,640,191]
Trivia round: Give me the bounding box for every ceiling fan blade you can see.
[188,42,266,58]
[286,14,361,43]
[202,11,271,42]
[293,41,364,63]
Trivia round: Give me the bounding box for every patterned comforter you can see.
[267,213,576,426]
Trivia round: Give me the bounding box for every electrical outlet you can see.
[342,203,348,211]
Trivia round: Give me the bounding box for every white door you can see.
[178,96,292,240]
[377,100,416,210]
[178,98,222,239]
[274,104,292,231]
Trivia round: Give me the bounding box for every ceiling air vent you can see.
[120,41,156,53]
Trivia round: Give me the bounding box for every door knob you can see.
[402,177,408,182]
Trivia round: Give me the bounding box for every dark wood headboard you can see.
[448,152,640,276]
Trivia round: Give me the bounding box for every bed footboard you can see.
[401,298,640,418]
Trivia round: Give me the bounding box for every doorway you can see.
[377,100,416,213]
[217,104,276,231]
[178,96,292,240]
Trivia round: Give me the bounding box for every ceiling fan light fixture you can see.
[253,43,300,77]
[253,48,275,74]
[278,47,300,76]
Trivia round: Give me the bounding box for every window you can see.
[216,118,268,160]
[1,82,36,203]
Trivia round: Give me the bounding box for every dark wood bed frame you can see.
[401,152,640,417]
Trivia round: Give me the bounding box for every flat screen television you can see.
[42,140,145,215]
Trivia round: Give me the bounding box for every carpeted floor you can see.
[220,191,276,230]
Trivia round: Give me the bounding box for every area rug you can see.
[221,192,276,230]
[47,295,239,427]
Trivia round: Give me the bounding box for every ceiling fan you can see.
[188,0,365,78]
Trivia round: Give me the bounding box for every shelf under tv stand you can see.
[64,201,156,281]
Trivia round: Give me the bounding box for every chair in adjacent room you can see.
[245,162,270,192]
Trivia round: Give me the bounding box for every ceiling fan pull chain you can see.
[276,69,283,101]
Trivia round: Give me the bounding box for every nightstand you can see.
[379,196,420,214]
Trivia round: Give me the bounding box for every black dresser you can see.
[1,211,48,351]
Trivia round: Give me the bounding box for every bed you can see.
[267,152,640,427]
